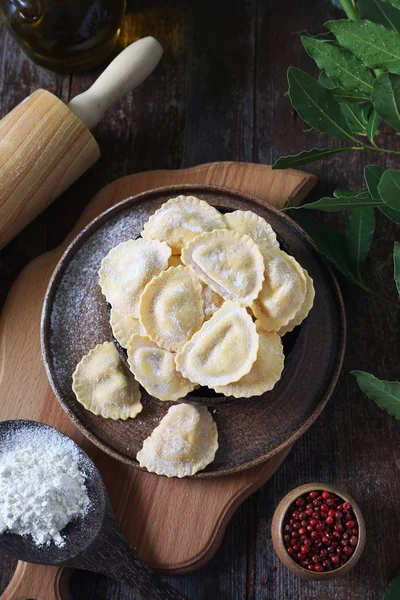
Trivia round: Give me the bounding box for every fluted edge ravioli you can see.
[214,321,284,398]
[127,334,196,401]
[181,229,264,306]
[175,301,259,387]
[139,266,204,352]
[72,342,142,420]
[136,404,218,477]
[224,210,279,257]
[278,270,315,336]
[251,249,307,332]
[98,239,171,318]
[110,307,147,348]
[141,195,225,254]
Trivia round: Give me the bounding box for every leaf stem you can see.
[361,143,400,155]
[338,0,359,21]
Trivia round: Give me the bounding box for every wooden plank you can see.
[252,1,400,599]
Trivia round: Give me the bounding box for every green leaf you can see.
[366,108,381,142]
[351,370,400,419]
[384,571,400,600]
[381,0,400,9]
[319,72,372,103]
[394,241,400,296]
[333,188,368,198]
[300,194,382,211]
[381,204,400,222]
[302,37,375,98]
[340,103,367,133]
[319,72,336,88]
[287,67,356,140]
[378,168,400,209]
[290,211,358,282]
[365,166,400,218]
[272,147,353,170]
[363,165,400,220]
[345,207,375,278]
[372,72,400,129]
[358,0,400,33]
[364,164,385,197]
[362,104,374,124]
[326,19,400,74]
[333,89,372,102]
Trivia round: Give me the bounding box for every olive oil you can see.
[0,0,126,72]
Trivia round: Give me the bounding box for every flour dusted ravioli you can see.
[224,210,279,257]
[72,342,142,419]
[110,307,146,348]
[175,301,258,387]
[214,321,284,397]
[201,284,224,320]
[99,239,171,318]
[127,335,196,401]
[139,266,204,352]
[136,404,218,477]
[251,249,306,332]
[278,270,315,335]
[181,229,264,306]
[141,196,225,254]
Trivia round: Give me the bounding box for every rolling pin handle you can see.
[68,36,163,130]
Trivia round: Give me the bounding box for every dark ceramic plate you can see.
[41,184,346,477]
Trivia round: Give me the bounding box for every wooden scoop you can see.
[0,420,187,600]
[0,37,163,249]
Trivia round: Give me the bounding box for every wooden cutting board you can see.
[0,161,316,599]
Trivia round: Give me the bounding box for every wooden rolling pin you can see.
[0,36,163,249]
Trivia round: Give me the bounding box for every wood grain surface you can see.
[1,0,400,599]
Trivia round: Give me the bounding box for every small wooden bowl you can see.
[271,483,366,581]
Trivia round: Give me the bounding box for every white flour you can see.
[0,426,90,547]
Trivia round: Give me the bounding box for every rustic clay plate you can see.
[41,185,346,477]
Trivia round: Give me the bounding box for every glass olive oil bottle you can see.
[0,0,126,72]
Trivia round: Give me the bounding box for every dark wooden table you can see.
[1,1,399,599]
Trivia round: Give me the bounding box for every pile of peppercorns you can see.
[282,490,359,572]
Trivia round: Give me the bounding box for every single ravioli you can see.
[72,342,142,419]
[139,266,204,352]
[251,249,306,332]
[127,335,196,401]
[181,229,264,306]
[136,404,218,477]
[214,321,284,398]
[110,307,146,348]
[201,284,224,320]
[224,210,279,258]
[278,269,315,335]
[99,239,171,318]
[175,301,258,387]
[141,196,225,254]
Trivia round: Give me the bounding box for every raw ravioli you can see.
[175,301,258,387]
[127,335,196,401]
[72,342,142,419]
[181,229,264,306]
[99,239,171,318]
[137,404,218,477]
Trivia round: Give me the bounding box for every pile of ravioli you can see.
[72,196,315,477]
